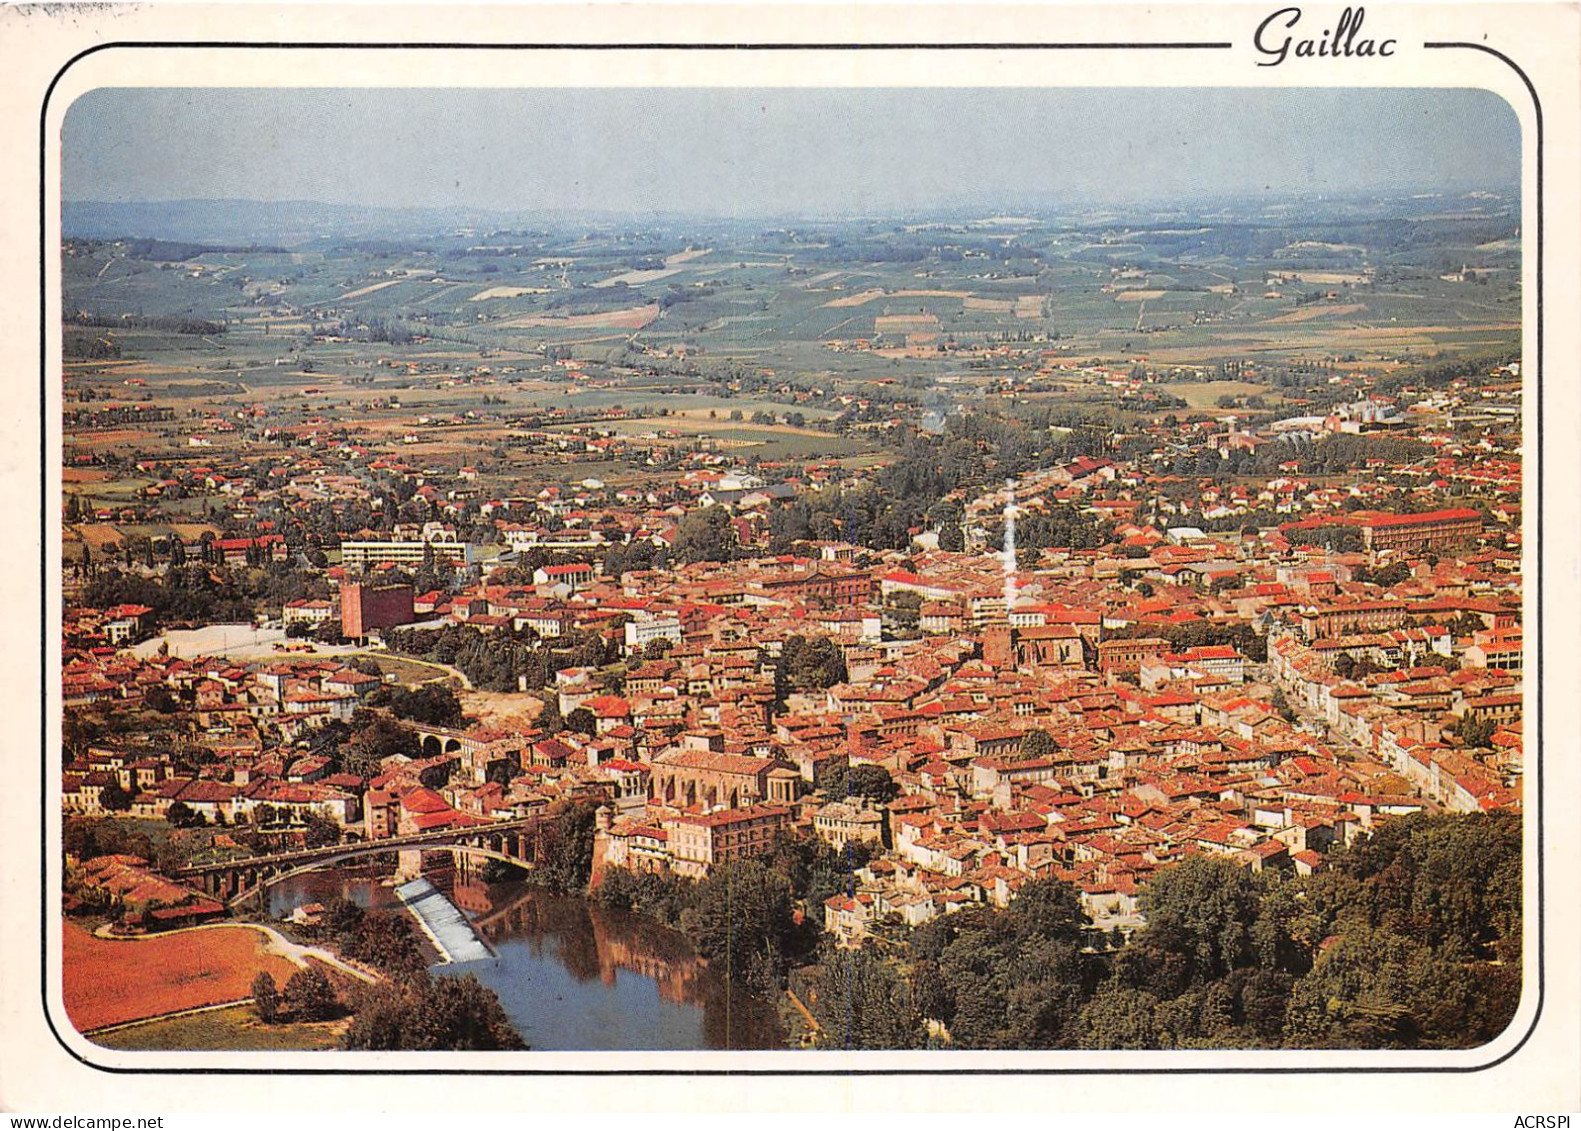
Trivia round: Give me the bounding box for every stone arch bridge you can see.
[411,723,481,760]
[174,816,546,908]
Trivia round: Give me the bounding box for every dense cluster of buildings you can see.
[61,363,1525,947]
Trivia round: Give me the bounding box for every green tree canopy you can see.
[1134,855,1268,983]
[805,946,924,1050]
[1019,728,1059,761]
[1282,926,1481,1049]
[251,971,279,1024]
[284,966,338,1022]
[825,763,898,805]
[683,858,798,989]
[674,506,737,564]
[342,972,525,1050]
[777,635,848,695]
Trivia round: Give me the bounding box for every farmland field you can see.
[1167,381,1289,410]
[495,304,659,331]
[59,190,1519,502]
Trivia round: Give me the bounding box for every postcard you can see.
[0,1,1576,1115]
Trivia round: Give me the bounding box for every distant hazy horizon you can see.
[64,87,1521,219]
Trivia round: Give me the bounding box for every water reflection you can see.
[269,868,784,1051]
[448,882,785,1051]
[267,865,404,919]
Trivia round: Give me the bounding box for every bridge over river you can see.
[175,816,547,907]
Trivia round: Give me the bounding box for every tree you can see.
[1326,811,1521,959]
[165,799,200,827]
[531,801,599,894]
[1134,855,1266,983]
[536,696,564,735]
[683,858,797,988]
[565,707,596,737]
[64,817,154,865]
[1076,984,1163,1049]
[1019,728,1058,761]
[826,763,898,805]
[303,812,341,848]
[62,709,100,760]
[674,506,736,564]
[643,637,674,661]
[341,982,410,1050]
[1005,877,1088,943]
[251,971,280,1024]
[805,946,923,1049]
[284,966,337,1021]
[1282,926,1479,1049]
[777,635,847,696]
[485,756,519,786]
[410,973,527,1050]
[911,894,1094,1049]
[321,896,366,938]
[341,911,426,976]
[377,684,464,727]
[1457,714,1497,749]
[342,713,417,777]
[885,590,923,631]
[1447,611,1487,638]
[99,781,134,813]
[342,972,524,1050]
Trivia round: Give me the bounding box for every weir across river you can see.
[395,877,494,964]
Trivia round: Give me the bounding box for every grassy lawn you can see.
[92,1004,346,1051]
[347,652,458,686]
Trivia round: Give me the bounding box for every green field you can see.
[1169,381,1290,410]
[92,1004,344,1051]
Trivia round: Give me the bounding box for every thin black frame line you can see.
[37,38,1541,1079]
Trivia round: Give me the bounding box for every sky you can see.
[63,87,1521,217]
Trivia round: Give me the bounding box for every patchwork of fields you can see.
[60,195,1519,511]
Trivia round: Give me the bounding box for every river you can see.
[267,868,784,1051]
